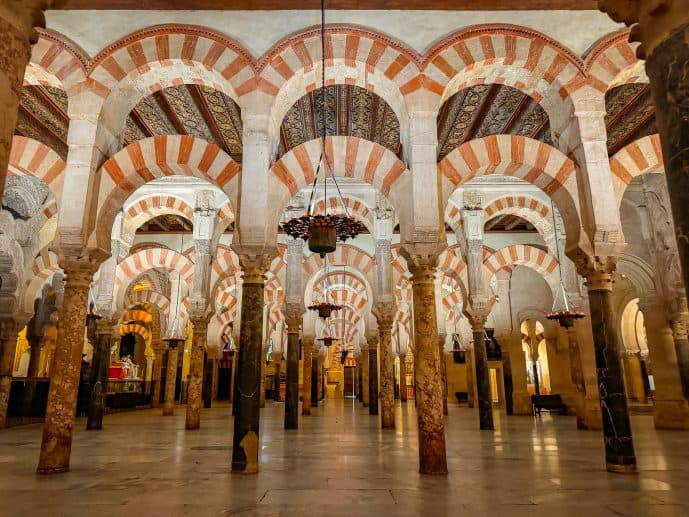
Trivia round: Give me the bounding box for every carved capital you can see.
[373,302,396,332]
[237,253,274,284]
[599,0,689,58]
[406,254,438,285]
[573,254,617,292]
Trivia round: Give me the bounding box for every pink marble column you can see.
[408,257,448,475]
[0,320,22,428]
[186,318,209,430]
[163,345,180,416]
[375,309,395,429]
[37,259,99,474]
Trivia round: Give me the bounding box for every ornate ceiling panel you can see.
[124,85,243,163]
[605,84,656,156]
[485,214,536,233]
[437,84,552,161]
[15,85,69,160]
[279,84,401,159]
[136,214,194,233]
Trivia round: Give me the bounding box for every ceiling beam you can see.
[58,0,598,9]
[462,84,499,144]
[605,84,651,133]
[188,84,232,155]
[608,109,656,156]
[502,94,531,135]
[129,108,156,139]
[153,90,188,136]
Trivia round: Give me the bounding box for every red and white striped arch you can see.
[95,135,240,252]
[303,244,375,279]
[88,24,257,148]
[260,26,420,138]
[326,289,367,312]
[22,249,61,314]
[313,271,368,299]
[24,29,88,93]
[437,245,469,296]
[585,29,646,92]
[270,136,408,224]
[115,247,194,310]
[609,134,663,208]
[313,195,377,233]
[121,309,154,324]
[211,245,241,289]
[9,136,66,214]
[439,134,581,250]
[124,194,194,231]
[483,244,559,293]
[119,322,150,342]
[124,289,171,318]
[424,24,587,118]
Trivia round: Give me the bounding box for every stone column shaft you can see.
[409,260,448,475]
[185,319,208,430]
[163,346,179,416]
[399,353,408,402]
[438,338,448,416]
[37,261,98,474]
[585,267,636,473]
[379,326,395,427]
[231,258,270,475]
[86,322,113,430]
[566,326,589,429]
[203,356,214,409]
[368,339,379,416]
[472,324,494,430]
[284,323,300,429]
[151,348,164,408]
[272,350,282,402]
[0,321,21,428]
[301,340,313,416]
[361,349,369,407]
[671,315,689,401]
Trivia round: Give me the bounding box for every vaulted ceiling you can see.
[485,214,537,233]
[604,83,656,156]
[17,85,69,159]
[437,84,552,161]
[279,84,401,159]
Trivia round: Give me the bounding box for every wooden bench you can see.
[531,394,567,415]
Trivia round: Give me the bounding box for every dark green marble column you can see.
[284,318,300,430]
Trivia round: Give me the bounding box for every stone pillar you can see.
[375,309,395,428]
[438,336,448,415]
[0,320,22,428]
[151,345,164,408]
[670,313,689,400]
[259,343,267,409]
[231,255,271,474]
[399,353,408,403]
[311,356,319,406]
[465,349,475,408]
[624,353,646,402]
[408,257,448,475]
[639,299,689,429]
[163,345,180,416]
[272,350,282,402]
[301,337,313,416]
[583,261,636,473]
[470,319,494,430]
[367,335,379,416]
[284,316,300,429]
[565,325,590,428]
[361,348,369,407]
[503,333,530,415]
[86,319,114,431]
[0,1,51,199]
[185,318,209,430]
[37,258,99,474]
[203,356,214,409]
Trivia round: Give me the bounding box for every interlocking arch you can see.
[585,29,646,92]
[609,134,663,208]
[483,244,559,295]
[24,29,88,93]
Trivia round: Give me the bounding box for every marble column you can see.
[301,338,313,416]
[272,350,282,402]
[185,318,208,430]
[639,300,689,429]
[565,325,590,429]
[399,353,408,403]
[361,348,369,407]
[438,337,448,416]
[376,312,395,428]
[0,320,22,428]
[37,259,99,474]
[259,343,267,409]
[465,349,475,408]
[0,1,50,199]
[163,345,179,416]
[311,356,319,406]
[503,334,530,415]
[471,320,494,430]
[231,256,270,474]
[584,263,636,473]
[284,316,300,429]
[367,335,379,416]
[671,314,689,401]
[151,346,164,408]
[408,258,448,475]
[86,319,114,430]
[203,356,214,409]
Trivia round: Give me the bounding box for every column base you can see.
[653,399,689,429]
[36,465,70,475]
[606,462,637,474]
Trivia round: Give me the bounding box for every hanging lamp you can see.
[164,233,187,347]
[545,200,585,328]
[281,0,366,257]
[308,260,342,318]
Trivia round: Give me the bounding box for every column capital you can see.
[236,252,275,284]
[57,248,107,289]
[404,254,439,283]
[574,254,617,292]
[373,302,396,332]
[284,303,303,329]
[599,0,689,59]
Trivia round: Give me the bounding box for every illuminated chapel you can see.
[0,0,689,514]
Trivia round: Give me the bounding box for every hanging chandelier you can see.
[545,200,585,328]
[308,261,342,318]
[281,0,366,257]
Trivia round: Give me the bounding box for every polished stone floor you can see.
[0,400,687,516]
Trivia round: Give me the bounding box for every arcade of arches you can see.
[1,1,689,514]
